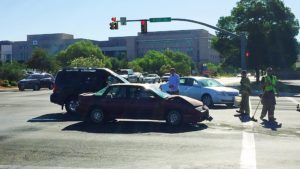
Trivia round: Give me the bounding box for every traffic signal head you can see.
[246,51,250,57]
[109,22,118,30]
[141,20,147,34]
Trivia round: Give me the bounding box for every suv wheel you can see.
[48,84,54,90]
[33,84,40,91]
[65,98,79,114]
[18,86,24,91]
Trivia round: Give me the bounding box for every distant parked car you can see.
[117,69,138,83]
[18,73,54,91]
[78,84,212,126]
[161,73,171,82]
[144,74,160,83]
[134,72,144,83]
[50,68,128,114]
[160,76,239,107]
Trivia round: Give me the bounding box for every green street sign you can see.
[149,17,171,22]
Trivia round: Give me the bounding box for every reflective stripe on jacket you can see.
[263,75,277,93]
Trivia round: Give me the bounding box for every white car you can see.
[160,76,239,107]
[144,74,161,83]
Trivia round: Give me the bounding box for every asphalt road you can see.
[0,90,300,169]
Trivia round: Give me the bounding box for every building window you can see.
[33,40,38,45]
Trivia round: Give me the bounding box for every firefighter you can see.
[236,70,251,115]
[260,67,278,121]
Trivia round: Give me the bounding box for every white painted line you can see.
[240,98,257,169]
[240,132,257,169]
[286,97,300,105]
[0,165,98,169]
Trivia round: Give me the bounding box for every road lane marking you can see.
[0,165,99,169]
[240,98,257,169]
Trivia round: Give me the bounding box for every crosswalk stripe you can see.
[240,99,257,169]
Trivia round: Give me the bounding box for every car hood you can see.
[205,86,239,93]
[19,79,37,82]
[167,95,203,107]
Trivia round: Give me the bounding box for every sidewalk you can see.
[0,86,18,92]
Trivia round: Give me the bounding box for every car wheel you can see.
[89,108,105,124]
[166,110,182,126]
[202,94,213,107]
[18,86,24,91]
[48,84,54,90]
[33,84,40,91]
[226,103,234,108]
[65,98,79,114]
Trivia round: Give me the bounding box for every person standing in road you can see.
[260,67,278,121]
[236,70,251,115]
[167,68,180,95]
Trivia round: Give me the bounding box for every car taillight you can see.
[53,84,57,93]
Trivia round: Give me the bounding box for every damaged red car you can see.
[78,84,213,126]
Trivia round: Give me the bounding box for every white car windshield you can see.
[198,79,223,87]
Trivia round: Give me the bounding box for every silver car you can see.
[160,76,239,107]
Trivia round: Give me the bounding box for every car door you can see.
[178,78,188,95]
[102,86,128,118]
[127,86,161,119]
[184,78,203,100]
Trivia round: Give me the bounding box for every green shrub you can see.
[9,81,18,86]
[1,80,10,87]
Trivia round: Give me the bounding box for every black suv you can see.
[50,68,128,114]
[18,73,54,91]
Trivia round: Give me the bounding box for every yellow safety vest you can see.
[263,75,277,93]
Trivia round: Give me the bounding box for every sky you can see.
[1,0,299,42]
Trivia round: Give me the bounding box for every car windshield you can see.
[147,86,170,98]
[147,74,156,77]
[198,79,223,87]
[27,74,42,79]
[118,70,128,75]
[163,73,170,76]
[94,86,109,96]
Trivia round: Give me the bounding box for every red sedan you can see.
[78,84,212,126]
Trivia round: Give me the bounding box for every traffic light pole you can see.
[113,17,247,70]
[171,18,247,70]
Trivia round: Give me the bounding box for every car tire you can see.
[226,103,234,108]
[166,110,182,126]
[18,86,24,91]
[33,84,40,91]
[65,98,79,114]
[89,108,105,124]
[202,94,213,107]
[48,84,54,90]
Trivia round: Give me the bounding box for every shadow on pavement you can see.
[211,105,237,110]
[260,119,282,131]
[62,121,208,134]
[28,113,81,122]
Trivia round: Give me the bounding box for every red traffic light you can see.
[246,51,250,57]
[111,17,117,22]
[141,20,147,34]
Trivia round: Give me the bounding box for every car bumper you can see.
[213,95,236,104]
[183,107,212,123]
[50,93,64,106]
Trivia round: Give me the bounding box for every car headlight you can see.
[217,92,227,96]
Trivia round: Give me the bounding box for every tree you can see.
[27,48,57,72]
[163,50,193,75]
[70,56,106,68]
[56,40,111,68]
[0,62,25,81]
[212,0,299,81]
